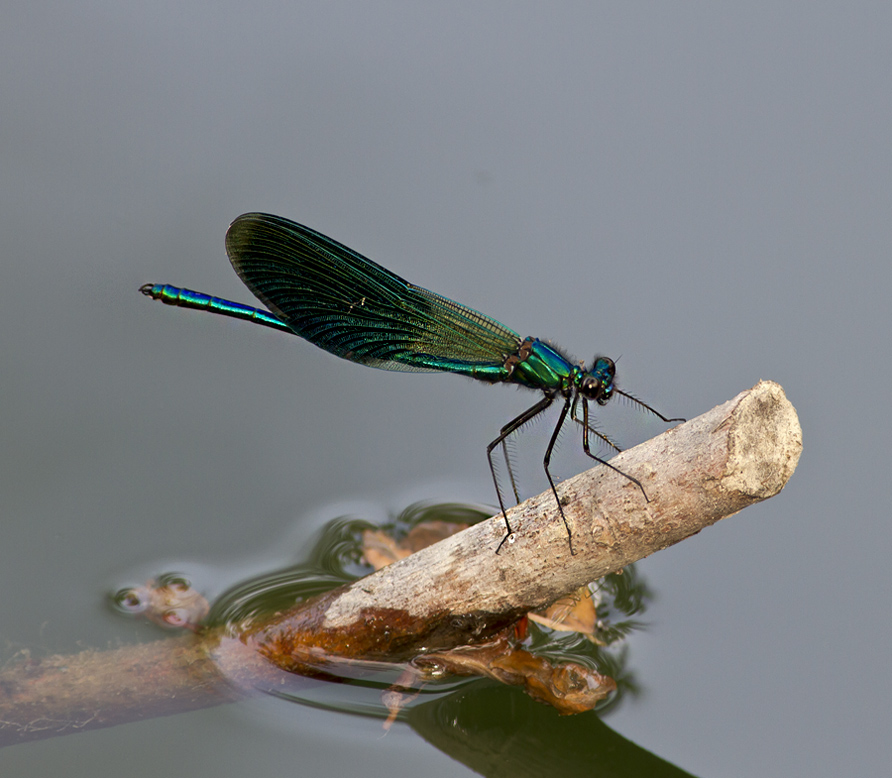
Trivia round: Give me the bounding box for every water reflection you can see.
[410,683,696,778]
[115,501,652,722]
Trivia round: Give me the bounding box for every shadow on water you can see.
[409,682,698,778]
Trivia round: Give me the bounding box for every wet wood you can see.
[0,637,238,746]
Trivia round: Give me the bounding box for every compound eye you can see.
[593,356,615,377]
[580,376,609,403]
[589,357,615,405]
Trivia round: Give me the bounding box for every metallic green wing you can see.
[225,213,523,376]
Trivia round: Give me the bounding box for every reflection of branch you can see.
[0,381,801,747]
[409,684,701,778]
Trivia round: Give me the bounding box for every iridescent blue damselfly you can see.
[141,213,682,554]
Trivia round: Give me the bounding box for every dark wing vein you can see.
[225,213,521,373]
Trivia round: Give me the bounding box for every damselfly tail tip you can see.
[139,283,155,296]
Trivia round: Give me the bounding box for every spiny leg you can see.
[541,394,576,555]
[571,400,623,456]
[613,388,685,424]
[501,438,522,504]
[487,394,555,553]
[578,397,649,501]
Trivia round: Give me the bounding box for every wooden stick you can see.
[242,379,802,667]
[0,637,238,747]
[0,380,801,746]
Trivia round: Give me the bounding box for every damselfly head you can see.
[580,356,615,405]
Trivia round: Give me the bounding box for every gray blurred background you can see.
[1,2,889,776]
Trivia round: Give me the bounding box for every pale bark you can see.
[0,380,801,746]
[245,379,802,662]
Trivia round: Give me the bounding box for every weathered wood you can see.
[0,381,801,746]
[244,380,801,668]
